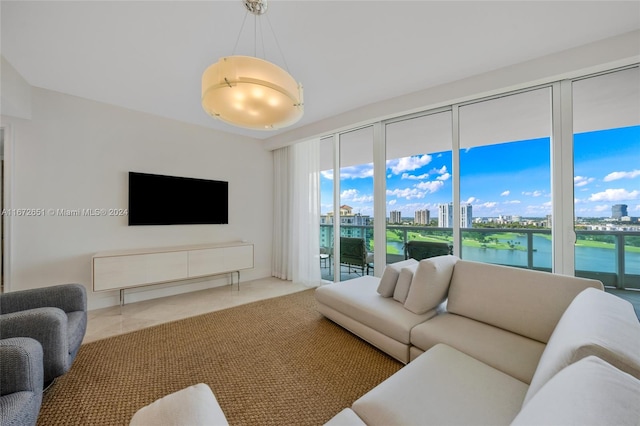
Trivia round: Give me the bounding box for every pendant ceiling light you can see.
[202,0,303,130]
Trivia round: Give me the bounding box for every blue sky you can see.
[321,125,640,219]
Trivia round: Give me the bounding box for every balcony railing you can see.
[319,224,640,290]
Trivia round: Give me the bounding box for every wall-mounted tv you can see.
[128,172,228,226]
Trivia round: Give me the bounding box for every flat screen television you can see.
[128,172,228,225]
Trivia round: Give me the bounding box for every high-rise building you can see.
[414,209,430,225]
[438,203,472,228]
[320,205,372,247]
[389,210,402,224]
[438,203,452,228]
[460,204,473,228]
[612,204,628,220]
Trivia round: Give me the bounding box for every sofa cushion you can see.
[315,277,436,345]
[377,259,418,297]
[524,287,640,404]
[410,313,545,384]
[392,264,418,304]
[403,255,458,315]
[513,357,640,426]
[324,408,366,425]
[351,344,528,426]
[129,383,228,426]
[446,260,603,343]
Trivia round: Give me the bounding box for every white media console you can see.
[92,242,254,305]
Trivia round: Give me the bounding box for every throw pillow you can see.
[393,264,419,304]
[404,255,458,314]
[129,383,229,426]
[377,259,418,297]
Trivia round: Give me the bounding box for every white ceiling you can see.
[1,1,639,141]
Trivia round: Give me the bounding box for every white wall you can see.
[1,88,273,309]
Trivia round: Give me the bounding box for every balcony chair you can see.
[0,283,87,387]
[0,337,44,426]
[405,240,452,261]
[339,237,374,276]
[320,246,332,274]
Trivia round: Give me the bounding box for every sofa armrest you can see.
[0,308,70,380]
[0,337,44,395]
[0,283,87,314]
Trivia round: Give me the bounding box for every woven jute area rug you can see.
[37,289,403,425]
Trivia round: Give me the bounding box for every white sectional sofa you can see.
[317,256,640,425]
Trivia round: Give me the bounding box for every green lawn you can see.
[576,239,640,253]
[380,229,640,253]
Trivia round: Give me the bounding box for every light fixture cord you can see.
[259,13,266,59]
[265,13,291,73]
[232,10,250,55]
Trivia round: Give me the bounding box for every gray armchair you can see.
[0,284,87,387]
[0,337,44,426]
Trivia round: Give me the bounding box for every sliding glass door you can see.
[338,127,375,281]
[385,111,453,263]
[572,66,640,289]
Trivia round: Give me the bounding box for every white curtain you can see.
[272,139,321,287]
[272,147,292,280]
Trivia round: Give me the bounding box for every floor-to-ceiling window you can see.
[385,111,453,263]
[320,136,335,281]
[458,88,553,269]
[572,66,640,289]
[316,64,638,286]
[338,126,374,281]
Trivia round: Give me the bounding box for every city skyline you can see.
[321,126,639,220]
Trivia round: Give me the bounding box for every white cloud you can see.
[340,164,374,180]
[500,190,510,196]
[588,188,640,202]
[415,180,444,193]
[388,199,396,206]
[603,170,640,182]
[321,170,333,180]
[574,176,595,187]
[524,203,552,215]
[481,202,497,208]
[386,188,426,200]
[401,172,430,180]
[436,173,451,181]
[463,197,477,204]
[522,190,544,197]
[504,200,521,204]
[339,189,373,203]
[387,155,433,175]
[431,165,448,175]
[340,189,359,199]
[594,205,610,212]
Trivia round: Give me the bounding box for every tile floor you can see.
[84,277,309,343]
